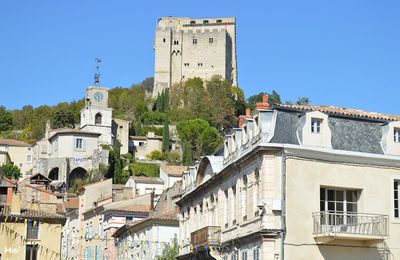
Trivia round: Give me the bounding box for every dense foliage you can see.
[1,74,311,181]
[0,163,21,180]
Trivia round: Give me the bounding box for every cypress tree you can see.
[182,141,193,166]
[162,118,170,152]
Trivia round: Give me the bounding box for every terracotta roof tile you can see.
[160,165,187,177]
[0,139,31,147]
[130,176,164,184]
[64,198,79,209]
[274,104,400,122]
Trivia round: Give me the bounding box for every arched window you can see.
[95,113,102,125]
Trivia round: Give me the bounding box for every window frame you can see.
[394,128,400,143]
[311,118,322,134]
[27,221,39,240]
[75,138,83,149]
[395,180,399,219]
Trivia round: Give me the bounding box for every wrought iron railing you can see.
[313,211,388,237]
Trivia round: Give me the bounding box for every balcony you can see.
[313,211,388,245]
[191,226,221,245]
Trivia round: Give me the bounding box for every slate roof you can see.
[270,104,400,155]
[273,104,400,122]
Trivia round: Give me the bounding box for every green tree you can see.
[156,236,179,260]
[177,119,222,160]
[162,119,170,152]
[296,97,311,105]
[113,140,123,184]
[0,163,21,180]
[146,150,167,161]
[182,141,193,167]
[52,110,76,129]
[0,106,13,131]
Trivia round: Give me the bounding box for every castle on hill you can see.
[153,17,237,97]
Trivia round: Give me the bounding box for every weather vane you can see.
[94,57,102,86]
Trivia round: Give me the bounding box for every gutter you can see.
[280,150,286,260]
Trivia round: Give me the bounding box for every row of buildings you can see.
[0,162,187,259]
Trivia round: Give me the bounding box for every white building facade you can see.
[177,98,400,260]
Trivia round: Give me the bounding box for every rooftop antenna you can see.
[94,57,102,86]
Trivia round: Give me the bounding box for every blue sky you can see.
[0,0,399,114]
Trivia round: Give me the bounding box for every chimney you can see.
[238,108,252,128]
[255,94,270,110]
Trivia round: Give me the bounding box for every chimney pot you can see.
[263,95,268,104]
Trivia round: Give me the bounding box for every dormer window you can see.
[311,118,322,133]
[394,128,400,143]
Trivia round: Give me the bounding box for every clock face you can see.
[94,92,103,102]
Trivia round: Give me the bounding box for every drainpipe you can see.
[280,150,287,260]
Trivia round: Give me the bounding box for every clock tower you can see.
[80,86,113,146]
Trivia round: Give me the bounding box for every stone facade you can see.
[153,17,237,97]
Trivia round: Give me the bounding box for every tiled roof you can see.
[273,104,400,122]
[130,176,164,185]
[48,128,101,140]
[114,204,153,213]
[112,184,125,190]
[160,165,187,177]
[64,198,79,209]
[0,139,31,147]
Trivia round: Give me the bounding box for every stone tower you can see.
[80,86,113,146]
[152,17,237,97]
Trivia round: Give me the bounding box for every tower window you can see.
[163,38,166,43]
[190,20,196,24]
[203,20,209,25]
[173,40,179,45]
[193,38,197,44]
[95,113,102,125]
[209,38,214,43]
[216,19,222,23]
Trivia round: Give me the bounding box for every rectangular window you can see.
[95,245,101,260]
[224,190,229,226]
[209,38,214,43]
[242,251,248,260]
[395,180,399,218]
[253,248,260,260]
[394,128,400,143]
[25,245,38,260]
[311,118,322,133]
[27,221,39,239]
[75,138,83,149]
[193,38,197,44]
[27,155,32,162]
[320,188,359,213]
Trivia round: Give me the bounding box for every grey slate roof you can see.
[270,111,300,145]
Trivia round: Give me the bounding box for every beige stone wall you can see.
[284,153,400,259]
[0,221,62,260]
[0,145,33,178]
[153,17,237,97]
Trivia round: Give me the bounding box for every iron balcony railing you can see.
[313,211,388,237]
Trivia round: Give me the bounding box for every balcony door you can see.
[320,188,359,231]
